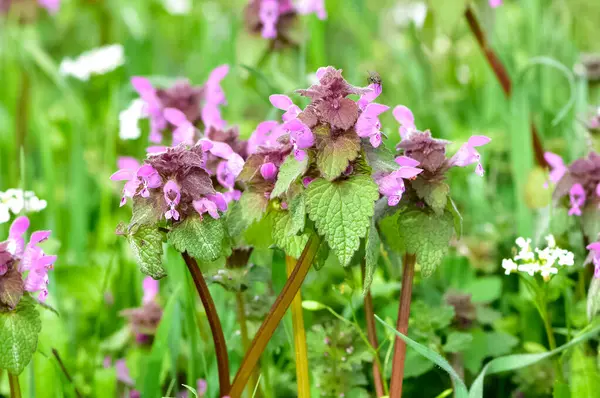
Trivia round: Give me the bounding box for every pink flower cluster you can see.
[131,65,229,146]
[257,0,326,39]
[0,216,57,303]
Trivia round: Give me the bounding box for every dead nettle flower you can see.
[547,151,600,217]
[0,216,57,310]
[124,65,229,145]
[244,0,326,45]
[375,105,490,206]
[120,277,162,345]
[587,242,600,279]
[110,141,241,222]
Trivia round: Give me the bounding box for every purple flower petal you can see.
[207,193,229,212]
[568,183,586,216]
[260,162,278,180]
[395,156,420,167]
[395,166,423,179]
[115,359,134,386]
[357,83,382,110]
[209,141,234,159]
[142,277,159,304]
[269,94,294,110]
[118,157,141,171]
[259,0,279,39]
[193,198,220,219]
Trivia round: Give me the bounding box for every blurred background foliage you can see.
[1,0,600,397]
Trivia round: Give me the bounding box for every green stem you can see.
[229,235,321,397]
[15,69,30,161]
[52,349,83,398]
[361,262,387,397]
[182,253,231,397]
[389,253,417,398]
[9,373,21,398]
[285,255,310,398]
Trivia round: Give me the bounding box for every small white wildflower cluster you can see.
[59,44,125,81]
[0,189,47,224]
[502,235,575,281]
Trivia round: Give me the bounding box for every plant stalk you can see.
[361,263,386,397]
[464,6,547,168]
[52,349,83,398]
[8,373,21,398]
[389,253,416,398]
[235,292,258,397]
[285,255,311,398]
[16,69,30,157]
[182,252,231,396]
[229,235,321,397]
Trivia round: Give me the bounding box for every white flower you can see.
[0,189,47,224]
[119,99,146,140]
[59,44,125,81]
[392,2,427,28]
[502,259,518,275]
[502,235,574,281]
[163,0,191,15]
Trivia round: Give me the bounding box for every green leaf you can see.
[271,210,310,259]
[313,238,331,271]
[128,225,166,279]
[363,144,398,173]
[168,216,228,263]
[302,300,327,311]
[443,332,473,353]
[316,133,361,181]
[468,321,600,398]
[378,211,405,253]
[129,196,162,232]
[375,315,469,398]
[463,329,519,374]
[412,179,449,216]
[398,209,454,277]
[363,222,381,294]
[0,295,42,375]
[570,347,600,397]
[446,198,463,239]
[288,193,306,236]
[552,381,570,398]
[403,348,435,378]
[239,191,269,225]
[427,0,469,33]
[271,155,308,198]
[305,176,379,266]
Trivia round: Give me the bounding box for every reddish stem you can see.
[182,252,231,396]
[464,6,548,168]
[389,253,416,398]
[361,263,385,397]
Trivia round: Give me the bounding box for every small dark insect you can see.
[367,71,382,86]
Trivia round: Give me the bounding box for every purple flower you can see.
[7,216,29,258]
[448,135,492,176]
[568,183,586,216]
[163,108,195,146]
[296,0,327,19]
[142,277,159,305]
[197,379,208,396]
[131,77,167,143]
[588,242,600,279]
[357,83,382,110]
[282,118,314,161]
[302,177,315,188]
[201,103,226,132]
[136,165,162,198]
[205,65,229,106]
[259,0,280,38]
[544,152,567,186]
[248,121,281,154]
[111,157,142,206]
[115,359,134,386]
[489,0,503,8]
[270,94,302,122]
[38,0,60,14]
[193,196,222,220]
[260,162,278,180]
[163,180,181,221]
[376,159,423,206]
[356,103,389,147]
[392,105,417,139]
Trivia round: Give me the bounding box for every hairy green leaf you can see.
[271,155,308,198]
[128,225,166,279]
[316,133,360,181]
[363,144,397,173]
[129,196,162,232]
[397,209,454,277]
[288,193,306,236]
[313,238,331,271]
[305,176,379,266]
[412,179,449,216]
[271,210,310,258]
[239,191,269,225]
[168,216,228,263]
[0,295,42,375]
[363,222,381,294]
